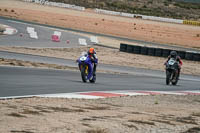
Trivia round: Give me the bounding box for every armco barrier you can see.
[120,43,200,62]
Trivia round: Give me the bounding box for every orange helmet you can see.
[89,48,95,54]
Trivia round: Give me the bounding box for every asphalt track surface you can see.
[0,18,200,98]
[0,66,200,98]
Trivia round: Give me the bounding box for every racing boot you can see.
[177,69,180,80]
[93,64,97,77]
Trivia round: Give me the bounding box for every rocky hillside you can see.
[48,0,200,20]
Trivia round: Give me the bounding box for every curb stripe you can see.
[1,90,200,100]
[178,91,200,95]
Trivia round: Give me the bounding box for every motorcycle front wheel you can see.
[81,66,87,83]
[172,72,178,85]
[166,70,171,85]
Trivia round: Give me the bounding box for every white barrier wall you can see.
[23,0,85,11]
[142,15,183,24]
[95,9,183,24]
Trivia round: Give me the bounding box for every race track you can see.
[0,66,199,98]
[0,17,200,98]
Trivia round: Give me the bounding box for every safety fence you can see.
[120,43,200,62]
[23,0,85,11]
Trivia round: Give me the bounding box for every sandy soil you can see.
[0,1,200,133]
[0,95,200,133]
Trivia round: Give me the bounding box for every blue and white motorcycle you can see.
[77,52,97,83]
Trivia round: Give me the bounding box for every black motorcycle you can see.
[165,58,179,85]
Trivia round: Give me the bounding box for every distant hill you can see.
[175,0,200,3]
[49,0,200,20]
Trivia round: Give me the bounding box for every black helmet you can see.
[170,51,177,58]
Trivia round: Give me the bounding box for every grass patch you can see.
[82,123,92,127]
[82,118,97,121]
[151,119,175,125]
[181,127,200,133]
[7,113,26,118]
[74,105,110,110]
[175,116,198,125]
[122,123,138,130]
[10,130,34,133]
[85,128,108,133]
[33,106,51,113]
[192,112,200,117]
[7,105,18,109]
[83,106,110,110]
[21,109,42,115]
[128,120,155,125]
[130,112,143,114]
[49,107,85,112]
[100,102,122,107]
[154,101,159,104]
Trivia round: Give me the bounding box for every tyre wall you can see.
[183,20,200,26]
[120,43,200,61]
